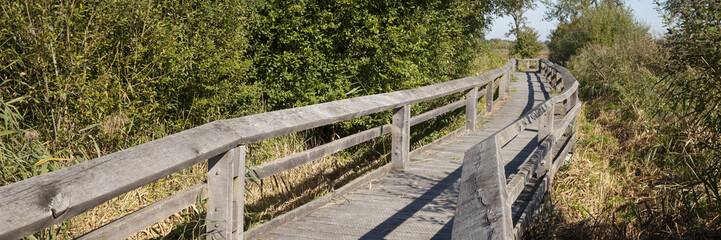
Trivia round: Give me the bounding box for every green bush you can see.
[510,26,544,58]
[547,1,648,62]
[0,0,497,166]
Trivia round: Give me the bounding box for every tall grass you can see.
[525,37,721,239]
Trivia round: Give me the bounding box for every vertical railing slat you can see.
[486,78,494,112]
[207,150,234,240]
[207,145,245,240]
[466,86,479,130]
[392,105,411,170]
[232,146,246,240]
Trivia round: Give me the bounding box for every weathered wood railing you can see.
[452,59,580,239]
[0,58,518,239]
[516,58,540,71]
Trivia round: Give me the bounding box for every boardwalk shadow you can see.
[358,167,461,239]
[521,71,550,116]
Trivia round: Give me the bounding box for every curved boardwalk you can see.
[256,70,554,239]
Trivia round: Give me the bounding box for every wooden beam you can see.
[77,183,207,240]
[466,86,479,130]
[486,79,494,112]
[232,146,246,240]
[410,99,466,126]
[392,105,411,170]
[498,75,507,100]
[206,150,236,240]
[452,136,513,240]
[247,124,391,182]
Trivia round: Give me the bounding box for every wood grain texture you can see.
[486,79,494,113]
[206,150,235,240]
[410,99,465,126]
[248,124,391,182]
[233,146,246,240]
[77,183,207,240]
[392,105,411,170]
[243,163,393,239]
[452,136,513,240]
[466,87,479,130]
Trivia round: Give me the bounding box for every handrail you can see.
[0,58,516,239]
[452,59,581,239]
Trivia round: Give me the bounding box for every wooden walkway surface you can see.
[257,71,554,239]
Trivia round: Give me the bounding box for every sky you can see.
[485,0,666,42]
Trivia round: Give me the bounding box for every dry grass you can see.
[525,101,721,239]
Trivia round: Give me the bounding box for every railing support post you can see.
[499,75,507,100]
[567,88,579,112]
[453,137,513,239]
[538,104,554,144]
[486,79,494,113]
[232,146,246,240]
[392,105,410,170]
[506,71,511,93]
[466,86,479,130]
[526,60,530,71]
[207,145,246,240]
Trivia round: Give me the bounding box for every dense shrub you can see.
[547,1,648,62]
[0,0,496,163]
[510,26,544,58]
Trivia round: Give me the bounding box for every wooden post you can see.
[556,72,561,88]
[486,79,494,113]
[452,137,513,240]
[538,104,554,144]
[498,75,507,100]
[536,105,555,178]
[466,86,479,130]
[207,146,244,240]
[232,146,246,240]
[392,105,410,170]
[506,71,511,93]
[526,60,530,71]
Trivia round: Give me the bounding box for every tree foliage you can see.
[511,26,544,58]
[0,0,497,156]
[497,0,537,37]
[542,0,623,23]
[546,1,648,62]
[660,0,721,136]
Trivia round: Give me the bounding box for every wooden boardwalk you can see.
[256,70,556,239]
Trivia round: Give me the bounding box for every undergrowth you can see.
[525,37,721,239]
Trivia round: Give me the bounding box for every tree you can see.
[659,0,721,149]
[541,0,623,23]
[546,1,647,62]
[511,26,544,58]
[498,0,537,38]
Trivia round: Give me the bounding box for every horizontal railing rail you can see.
[452,59,581,239]
[0,58,518,239]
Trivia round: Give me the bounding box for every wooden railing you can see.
[0,58,520,239]
[452,59,581,239]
